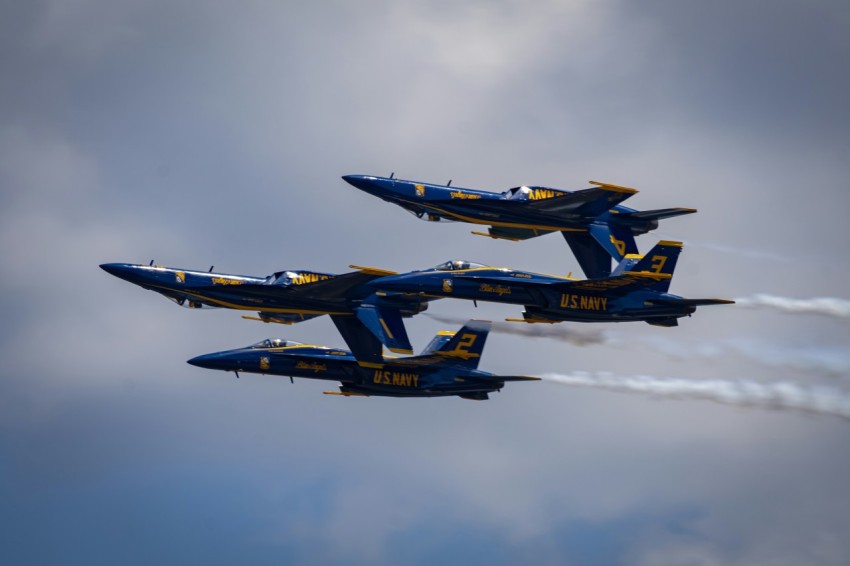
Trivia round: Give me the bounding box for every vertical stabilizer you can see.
[433,320,491,369]
[623,240,682,293]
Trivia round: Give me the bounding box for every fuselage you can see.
[188,342,506,398]
[342,175,644,233]
[100,263,426,319]
[368,261,696,324]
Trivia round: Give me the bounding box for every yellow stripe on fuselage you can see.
[145,283,351,316]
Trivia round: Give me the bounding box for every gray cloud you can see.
[3,1,850,564]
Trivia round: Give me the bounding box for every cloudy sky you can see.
[2,1,850,564]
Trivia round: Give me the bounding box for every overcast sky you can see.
[2,1,850,564]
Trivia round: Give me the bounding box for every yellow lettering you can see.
[450,191,481,200]
[479,283,511,296]
[559,294,608,311]
[451,333,476,355]
[291,272,332,285]
[371,371,421,388]
[211,277,244,286]
[650,255,667,274]
[610,235,626,257]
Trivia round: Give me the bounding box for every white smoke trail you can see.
[689,241,788,262]
[428,312,850,378]
[541,372,850,420]
[735,294,850,319]
[652,232,788,262]
[634,335,850,379]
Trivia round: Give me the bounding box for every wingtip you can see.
[349,264,398,276]
[588,180,639,194]
[387,347,414,355]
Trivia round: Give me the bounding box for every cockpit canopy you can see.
[501,185,563,201]
[263,270,334,286]
[248,339,302,349]
[264,271,296,285]
[502,186,533,200]
[430,260,488,271]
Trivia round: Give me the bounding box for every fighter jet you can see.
[343,174,696,278]
[100,262,429,364]
[187,320,538,400]
[367,241,733,328]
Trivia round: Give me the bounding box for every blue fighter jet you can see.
[343,174,696,278]
[187,320,538,400]
[100,262,429,364]
[367,241,733,328]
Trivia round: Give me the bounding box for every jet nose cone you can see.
[100,263,136,281]
[342,174,382,193]
[187,353,219,370]
[187,351,244,372]
[342,174,364,187]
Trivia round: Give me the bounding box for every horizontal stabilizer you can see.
[455,374,540,383]
[613,208,697,223]
[647,298,735,307]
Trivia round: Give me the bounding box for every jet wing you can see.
[441,182,636,222]
[285,267,398,300]
[227,267,398,304]
[242,312,322,325]
[612,207,697,223]
[471,226,554,241]
[525,182,637,218]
